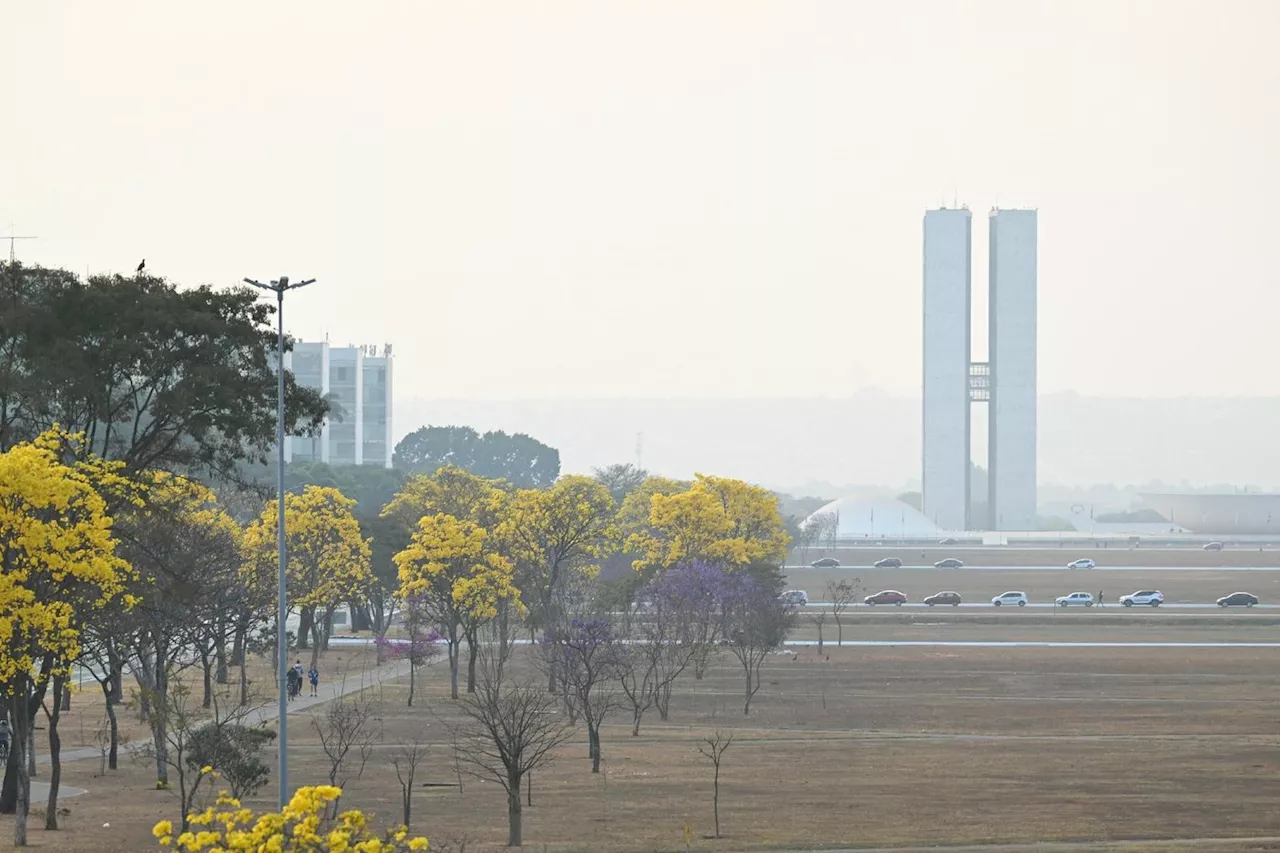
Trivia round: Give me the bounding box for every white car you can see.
[1118,589,1163,607]
[991,591,1028,607]
[1067,558,1096,570]
[780,589,809,606]
[1056,591,1095,607]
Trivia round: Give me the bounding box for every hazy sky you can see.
[5,2,1278,400]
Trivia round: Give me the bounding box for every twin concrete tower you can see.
[922,207,1037,531]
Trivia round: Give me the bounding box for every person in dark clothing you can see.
[308,666,320,698]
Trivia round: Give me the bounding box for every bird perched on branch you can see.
[136,259,146,273]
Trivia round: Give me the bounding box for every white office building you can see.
[283,341,394,468]
[922,208,973,531]
[921,206,1038,531]
[988,209,1038,530]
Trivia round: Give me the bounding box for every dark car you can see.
[934,558,963,568]
[1203,541,1224,551]
[864,589,907,606]
[810,557,841,568]
[923,590,961,607]
[1217,592,1258,607]
[874,557,903,569]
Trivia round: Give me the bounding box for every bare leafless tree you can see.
[136,681,261,833]
[540,617,623,772]
[311,694,381,817]
[696,730,735,838]
[826,578,860,646]
[391,740,430,831]
[451,650,573,847]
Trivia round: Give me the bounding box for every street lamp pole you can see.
[244,275,315,809]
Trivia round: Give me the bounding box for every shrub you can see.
[152,786,428,851]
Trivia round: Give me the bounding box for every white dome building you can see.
[803,495,943,540]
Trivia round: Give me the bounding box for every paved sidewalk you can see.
[36,657,414,768]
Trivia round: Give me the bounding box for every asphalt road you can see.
[800,601,1275,609]
[786,564,1280,571]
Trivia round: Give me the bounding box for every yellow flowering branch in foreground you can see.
[153,785,428,851]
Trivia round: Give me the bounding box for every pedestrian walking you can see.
[308,665,319,698]
[1098,589,1104,607]
[286,667,299,701]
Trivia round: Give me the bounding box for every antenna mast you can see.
[4,224,37,263]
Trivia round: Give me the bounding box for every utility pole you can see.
[244,275,315,809]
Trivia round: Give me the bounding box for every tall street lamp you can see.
[244,275,315,808]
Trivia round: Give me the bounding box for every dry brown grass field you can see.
[4,625,1280,853]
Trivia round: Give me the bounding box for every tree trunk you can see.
[45,676,64,830]
[231,621,247,667]
[309,615,323,669]
[215,639,229,686]
[507,782,523,847]
[26,724,35,778]
[712,765,721,838]
[657,682,673,721]
[320,606,332,651]
[407,662,416,707]
[200,648,214,709]
[466,640,478,694]
[239,652,250,707]
[149,668,169,787]
[590,725,601,773]
[836,616,843,646]
[632,704,643,736]
[743,669,753,716]
[102,681,120,771]
[10,685,31,845]
[296,607,314,649]
[448,643,460,700]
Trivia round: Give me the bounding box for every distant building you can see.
[921,206,1038,531]
[988,209,1038,531]
[283,341,393,468]
[922,208,972,531]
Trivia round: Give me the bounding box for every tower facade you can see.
[988,209,1038,530]
[283,341,395,468]
[921,208,972,531]
[921,206,1037,531]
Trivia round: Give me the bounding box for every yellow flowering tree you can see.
[243,486,372,667]
[495,476,617,638]
[633,474,791,573]
[395,514,521,698]
[110,471,247,790]
[381,464,507,529]
[0,429,135,847]
[153,786,429,851]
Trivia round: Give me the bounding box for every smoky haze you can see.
[5,1,1279,487]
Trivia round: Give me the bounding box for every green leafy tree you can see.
[392,425,560,488]
[0,263,329,476]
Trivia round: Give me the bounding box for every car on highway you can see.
[1203,541,1224,551]
[1055,591,1095,607]
[779,589,809,606]
[1118,590,1164,607]
[1066,558,1096,570]
[934,558,963,568]
[1217,592,1258,607]
[938,537,959,545]
[809,557,841,568]
[874,557,903,569]
[991,591,1028,607]
[864,589,907,606]
[923,590,962,607]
